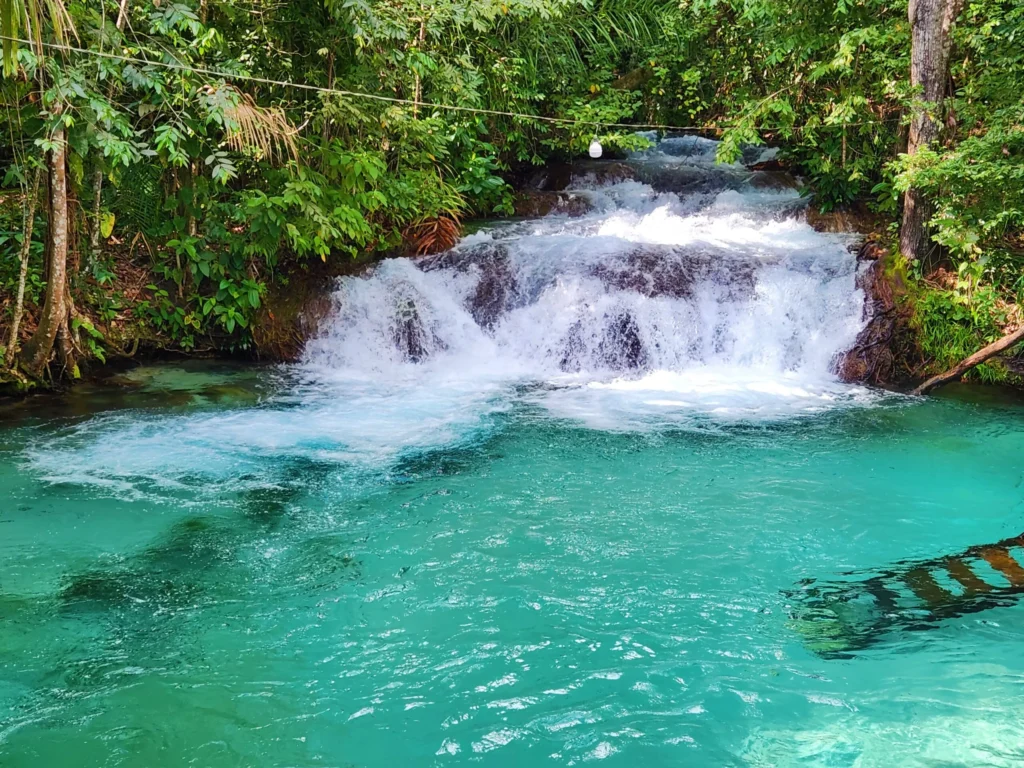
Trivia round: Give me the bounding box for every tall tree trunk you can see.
[899,0,964,266]
[5,166,44,367]
[413,10,425,117]
[19,119,69,378]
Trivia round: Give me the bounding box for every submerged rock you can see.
[591,247,759,302]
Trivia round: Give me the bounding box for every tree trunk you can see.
[413,11,425,117]
[5,166,43,367]
[912,325,1024,395]
[19,120,69,378]
[88,168,104,261]
[899,0,964,266]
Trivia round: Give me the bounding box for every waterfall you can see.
[21,137,879,497]
[302,135,872,427]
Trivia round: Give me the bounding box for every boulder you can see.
[513,190,591,218]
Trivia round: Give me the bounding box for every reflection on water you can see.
[789,532,1024,658]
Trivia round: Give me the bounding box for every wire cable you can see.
[0,34,897,133]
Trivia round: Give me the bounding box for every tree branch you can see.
[913,325,1024,395]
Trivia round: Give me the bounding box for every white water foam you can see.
[300,136,874,430]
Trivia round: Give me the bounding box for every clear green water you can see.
[2,363,1024,767]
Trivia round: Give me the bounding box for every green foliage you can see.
[912,284,1014,384]
[2,0,1023,371]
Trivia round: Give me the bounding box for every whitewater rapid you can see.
[301,135,873,428]
[22,136,879,496]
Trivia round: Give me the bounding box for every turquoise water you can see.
[2,363,1024,767]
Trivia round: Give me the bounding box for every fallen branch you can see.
[913,325,1024,395]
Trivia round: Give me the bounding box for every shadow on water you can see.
[0,361,277,427]
[0,457,363,732]
[787,532,1024,658]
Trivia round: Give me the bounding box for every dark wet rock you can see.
[806,203,882,236]
[559,320,587,372]
[419,244,519,330]
[471,256,516,330]
[521,161,637,192]
[599,312,649,371]
[393,298,441,363]
[747,170,801,191]
[513,190,591,218]
[834,247,909,384]
[559,312,650,373]
[591,248,759,302]
[857,241,886,261]
[773,201,815,222]
[633,165,741,197]
[257,251,378,362]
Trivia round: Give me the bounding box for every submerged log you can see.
[789,530,1024,658]
[913,325,1024,396]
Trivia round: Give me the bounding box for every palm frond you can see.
[219,86,301,164]
[2,0,77,77]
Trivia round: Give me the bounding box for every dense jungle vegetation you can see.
[0,0,1022,388]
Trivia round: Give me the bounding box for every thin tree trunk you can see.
[912,325,1024,395]
[19,119,69,378]
[413,11,425,117]
[89,0,131,262]
[5,166,44,367]
[88,168,105,260]
[323,50,335,143]
[899,0,964,266]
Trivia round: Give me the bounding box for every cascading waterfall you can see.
[303,135,872,425]
[22,136,877,497]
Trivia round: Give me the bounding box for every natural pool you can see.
[4,137,1024,766]
[2,363,1024,767]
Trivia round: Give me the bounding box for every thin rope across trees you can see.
[1,34,899,135]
